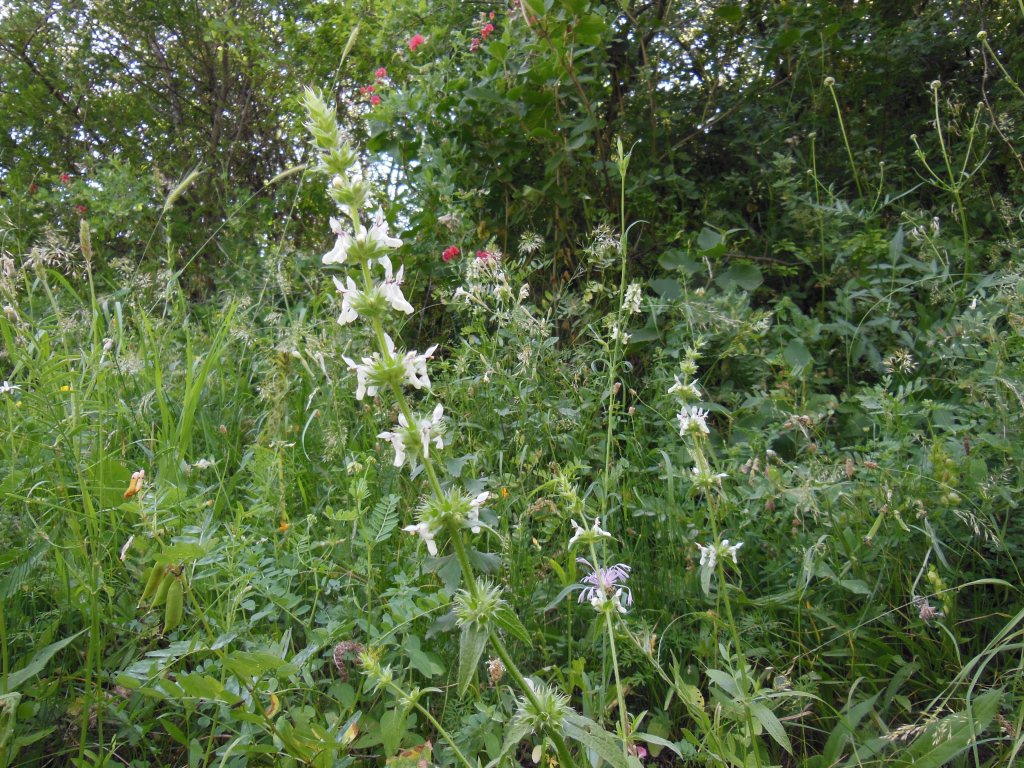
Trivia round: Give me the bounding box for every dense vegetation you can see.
[1,1,1022,766]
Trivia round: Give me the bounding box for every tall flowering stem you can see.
[672,369,762,768]
[302,89,578,768]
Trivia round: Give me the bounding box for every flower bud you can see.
[824,76,836,87]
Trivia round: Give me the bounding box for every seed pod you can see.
[139,565,164,606]
[151,569,174,608]
[163,577,184,632]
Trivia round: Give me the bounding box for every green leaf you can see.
[3,630,86,693]
[697,226,725,254]
[457,625,488,696]
[563,712,627,768]
[783,339,812,370]
[223,651,298,680]
[716,263,763,291]
[715,5,743,23]
[493,606,533,645]
[750,702,793,755]
[155,542,211,565]
[380,708,408,757]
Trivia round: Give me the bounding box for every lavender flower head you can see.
[577,558,633,614]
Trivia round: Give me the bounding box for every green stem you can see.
[826,83,863,198]
[385,681,475,768]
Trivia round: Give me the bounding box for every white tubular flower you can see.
[568,517,612,549]
[624,282,643,314]
[323,217,357,265]
[722,539,744,564]
[466,491,491,533]
[677,406,710,437]
[696,542,717,568]
[367,208,403,250]
[341,351,380,400]
[418,404,445,457]
[402,521,439,556]
[378,256,414,314]
[401,344,438,390]
[668,375,701,401]
[378,413,412,467]
[332,275,362,324]
[0,380,21,395]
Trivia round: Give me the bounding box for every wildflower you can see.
[487,657,505,686]
[374,67,387,80]
[465,490,490,533]
[28,182,38,194]
[359,84,374,95]
[400,343,438,390]
[403,520,439,556]
[470,37,480,51]
[75,204,87,215]
[624,282,643,314]
[370,94,381,106]
[442,245,460,262]
[481,22,495,40]
[332,275,363,324]
[577,558,633,613]
[191,458,217,471]
[323,217,356,265]
[722,539,743,563]
[0,381,21,395]
[568,516,612,549]
[668,375,701,401]
[378,256,415,314]
[378,404,445,468]
[610,325,630,344]
[367,208,403,251]
[913,596,944,624]
[408,33,426,52]
[677,405,710,436]
[476,249,490,261]
[691,465,727,490]
[60,173,71,184]
[697,539,743,568]
[696,542,716,569]
[278,516,290,533]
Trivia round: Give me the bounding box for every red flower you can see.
[408,34,426,52]
[470,37,480,51]
[370,94,382,106]
[28,183,38,194]
[442,246,460,262]
[476,250,490,261]
[359,84,374,95]
[375,67,387,80]
[75,204,88,214]
[481,23,495,40]
[60,173,71,184]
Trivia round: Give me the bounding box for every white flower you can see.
[377,404,445,469]
[192,458,217,471]
[0,380,20,395]
[332,275,362,324]
[568,517,612,549]
[323,217,357,265]
[367,208,403,250]
[419,404,445,457]
[722,539,744,563]
[696,542,717,568]
[677,406,710,436]
[624,282,643,314]
[378,256,414,314]
[609,325,631,344]
[400,343,438,390]
[341,348,383,400]
[466,491,490,533]
[668,375,701,401]
[403,521,439,556]
[691,466,727,489]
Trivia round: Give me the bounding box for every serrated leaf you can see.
[493,606,533,645]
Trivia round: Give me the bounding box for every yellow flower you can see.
[60,385,73,392]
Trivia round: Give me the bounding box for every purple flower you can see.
[577,558,633,613]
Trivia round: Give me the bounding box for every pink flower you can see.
[408,34,426,52]
[374,67,387,80]
[359,84,374,95]
[370,94,381,106]
[60,173,70,184]
[75,204,87,214]
[442,246,460,262]
[489,11,495,20]
[475,250,490,261]
[470,37,480,51]
[481,22,495,40]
